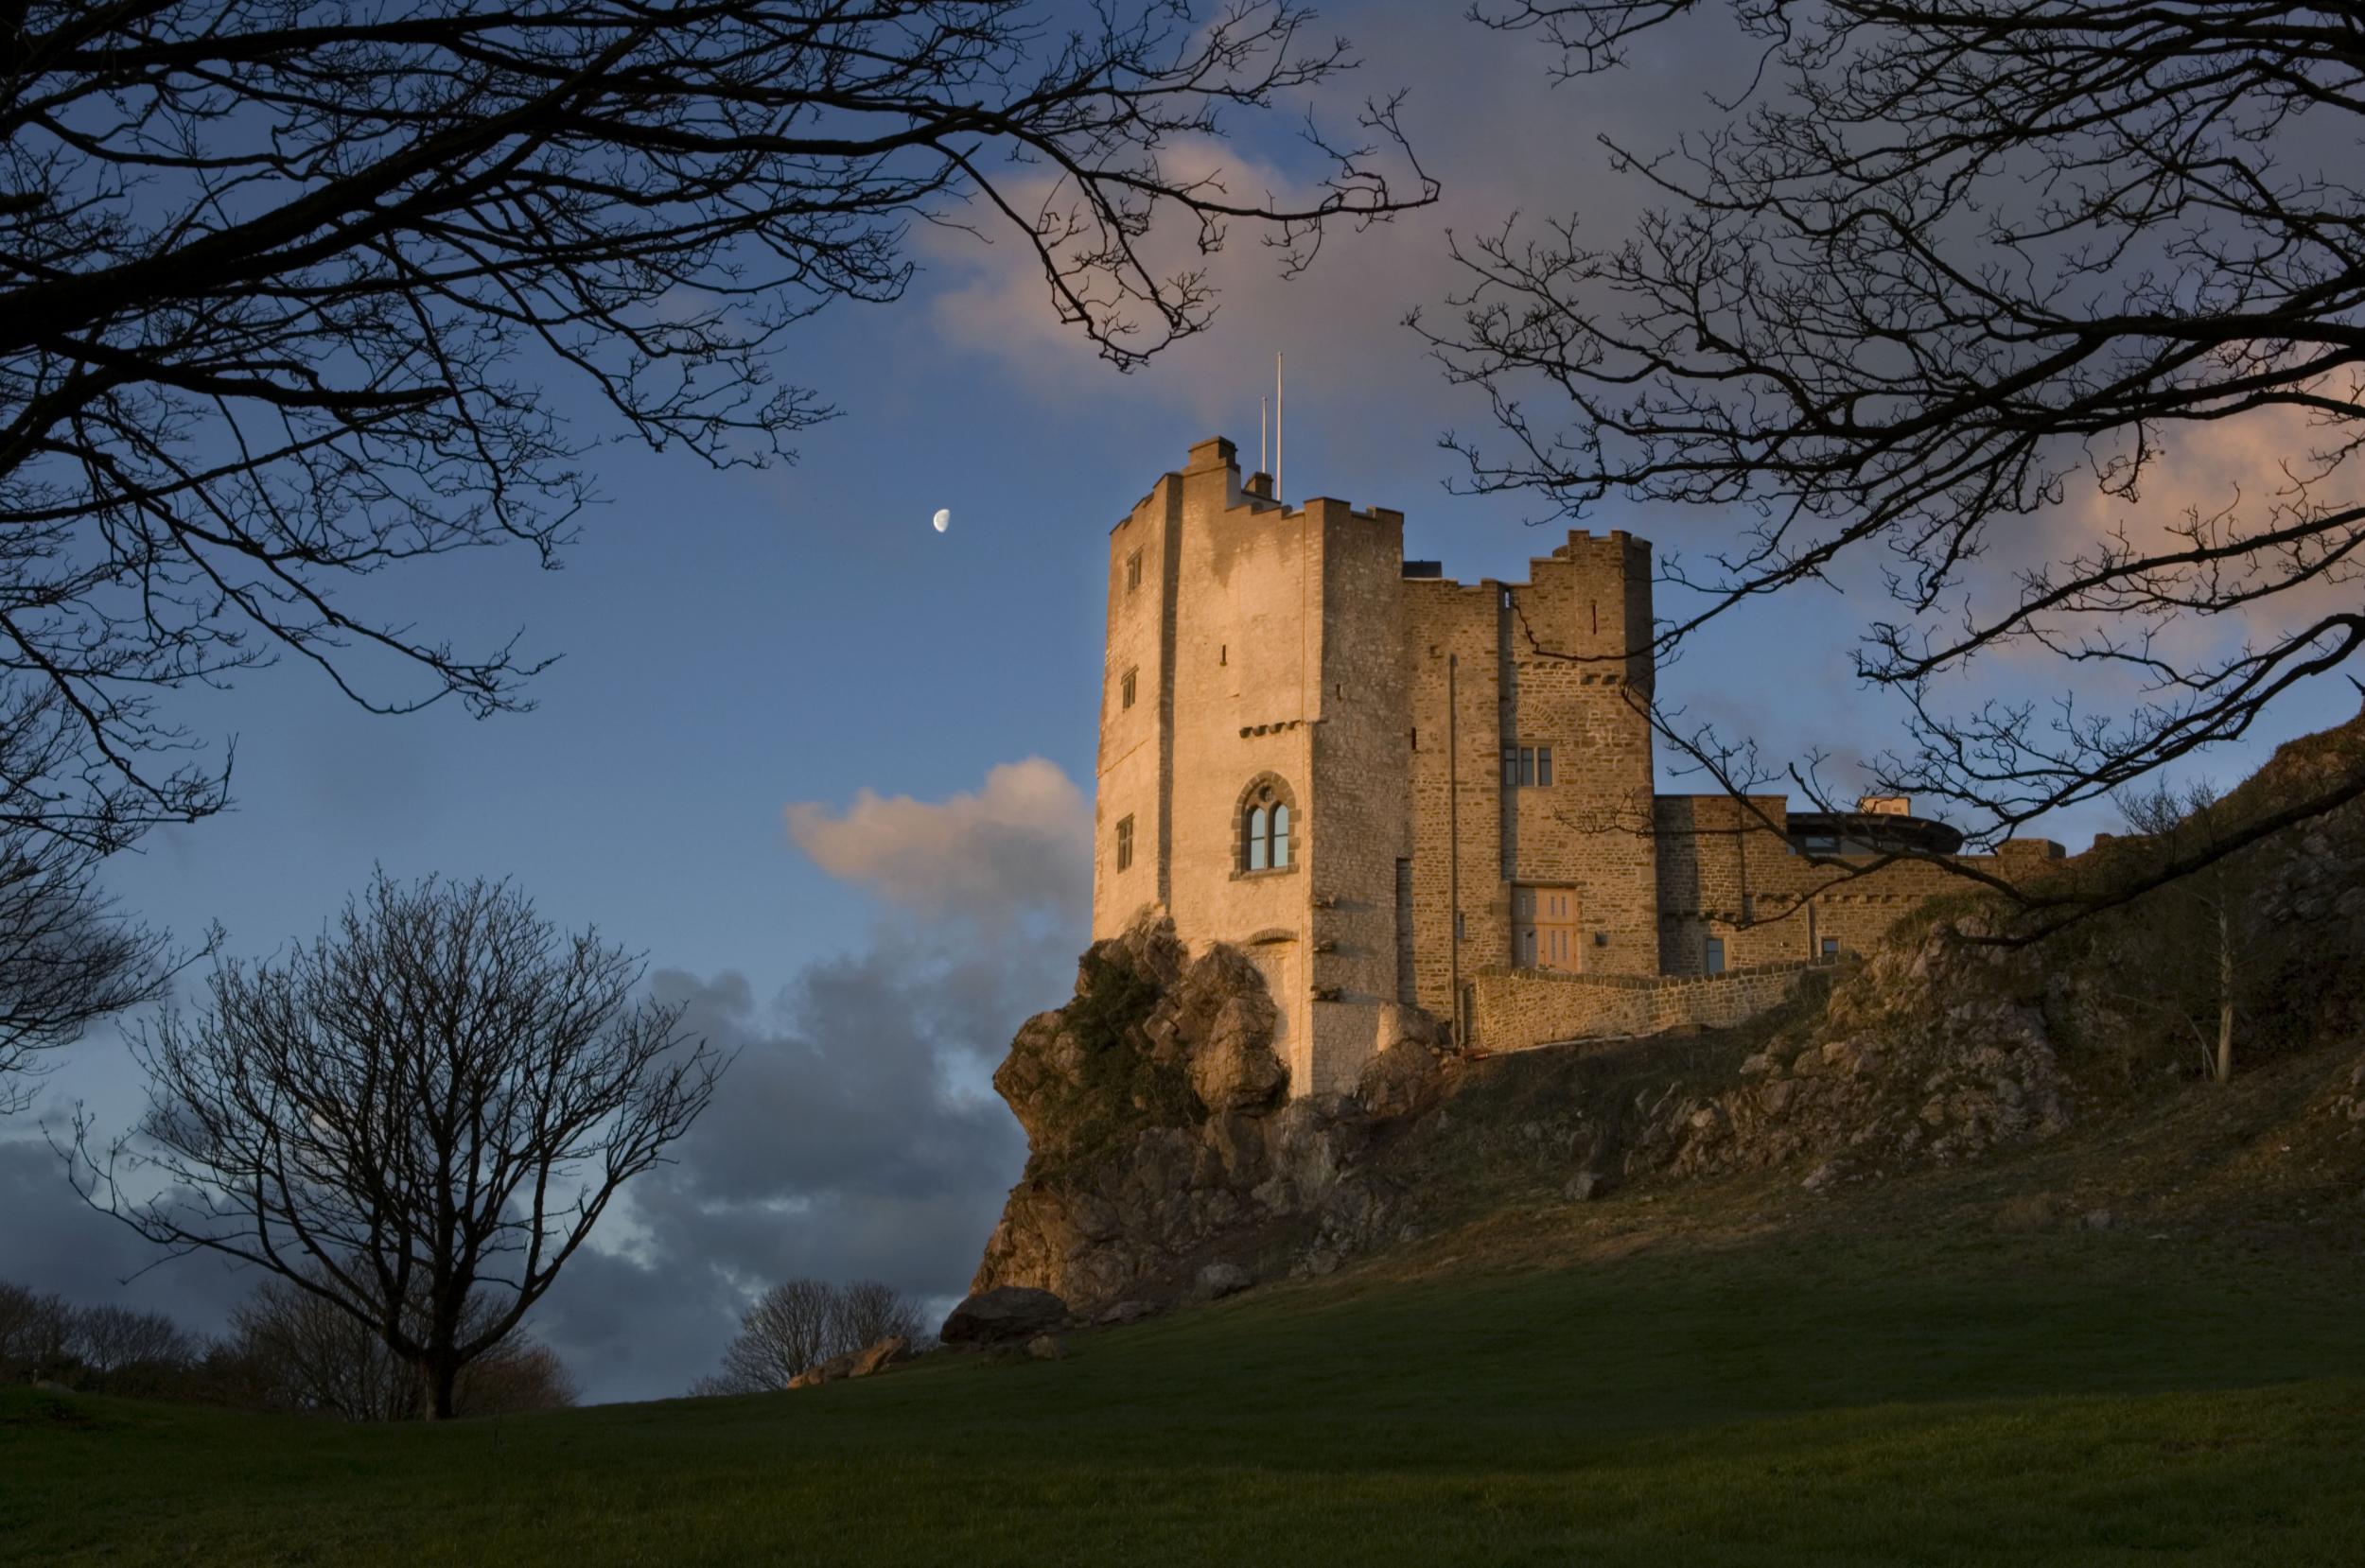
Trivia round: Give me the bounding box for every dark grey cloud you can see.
[525,925,1054,1403]
[0,1137,254,1331]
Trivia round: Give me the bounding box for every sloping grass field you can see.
[6,1208,2363,1566]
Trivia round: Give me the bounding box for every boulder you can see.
[1192,1262,1252,1301]
[940,1285,1069,1347]
[850,1335,915,1378]
[1564,1171,1603,1203]
[1026,1333,1067,1361]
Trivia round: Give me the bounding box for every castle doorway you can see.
[1512,885,1581,972]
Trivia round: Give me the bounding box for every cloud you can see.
[4,759,1091,1406]
[527,759,1092,1402]
[785,756,1090,925]
[0,1138,254,1331]
[525,930,1049,1403]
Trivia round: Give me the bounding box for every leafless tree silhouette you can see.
[2,0,1433,851]
[692,1275,927,1393]
[219,1274,577,1419]
[69,871,725,1419]
[1427,0,2365,926]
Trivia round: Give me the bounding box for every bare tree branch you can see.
[65,870,726,1420]
[1427,0,2365,912]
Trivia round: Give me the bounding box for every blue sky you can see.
[9,1,2358,1403]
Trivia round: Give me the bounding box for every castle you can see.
[1091,438,2061,1097]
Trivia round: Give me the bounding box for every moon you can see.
[931,508,951,533]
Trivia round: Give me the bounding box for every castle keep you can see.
[1092,438,2061,1098]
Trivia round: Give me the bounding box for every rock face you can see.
[970,916,1451,1315]
[1629,915,2073,1185]
[939,1286,1069,1347]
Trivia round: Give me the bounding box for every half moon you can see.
[931,509,951,533]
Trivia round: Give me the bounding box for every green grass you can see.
[6,1222,2364,1566]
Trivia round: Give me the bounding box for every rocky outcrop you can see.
[1630,916,2071,1185]
[970,915,1451,1315]
[850,1335,915,1378]
[939,1286,1069,1347]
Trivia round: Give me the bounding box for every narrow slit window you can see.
[1115,815,1134,872]
[1120,668,1137,709]
[1126,550,1142,591]
[1536,746,1552,786]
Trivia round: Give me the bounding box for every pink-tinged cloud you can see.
[785,758,1091,923]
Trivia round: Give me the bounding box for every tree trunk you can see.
[424,1353,460,1420]
[2215,905,2235,1084]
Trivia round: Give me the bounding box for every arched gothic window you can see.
[1237,777,1296,873]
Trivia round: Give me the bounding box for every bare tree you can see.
[829,1279,928,1353]
[68,1303,199,1385]
[221,1274,576,1420]
[1425,0,2365,926]
[698,1278,841,1395]
[222,1277,420,1421]
[69,871,725,1419]
[2105,780,2278,1083]
[0,1280,73,1383]
[0,1,1432,854]
[693,1276,928,1394]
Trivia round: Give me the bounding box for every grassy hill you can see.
[8,1159,2364,1566]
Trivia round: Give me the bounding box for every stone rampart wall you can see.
[1469,958,1841,1054]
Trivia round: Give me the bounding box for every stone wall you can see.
[1469,959,1838,1054]
[1655,793,2066,975]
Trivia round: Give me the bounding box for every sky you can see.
[7,1,2360,1405]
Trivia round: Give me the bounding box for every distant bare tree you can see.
[221,1275,575,1420]
[830,1280,929,1353]
[0,1280,73,1383]
[693,1277,928,1395]
[1427,0,2365,928]
[71,872,724,1419]
[0,1,1432,859]
[698,1279,840,1396]
[68,1304,199,1386]
[2107,781,2274,1083]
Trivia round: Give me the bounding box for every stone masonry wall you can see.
[1656,793,2067,975]
[1500,532,1660,976]
[1092,470,1179,937]
[1402,578,1502,1032]
[1306,495,1413,1094]
[1470,960,1834,1054]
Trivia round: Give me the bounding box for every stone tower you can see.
[1091,437,1410,1097]
[1092,437,1667,1097]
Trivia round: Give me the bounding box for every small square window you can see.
[1126,550,1143,592]
[1115,815,1134,872]
[1120,668,1137,709]
[1820,936,1840,958]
